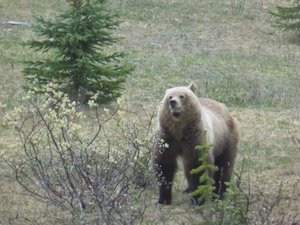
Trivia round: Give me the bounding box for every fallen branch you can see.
[0,20,30,27]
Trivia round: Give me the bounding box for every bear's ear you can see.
[188,82,197,93]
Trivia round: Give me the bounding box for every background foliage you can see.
[0,0,299,224]
[270,2,300,31]
[23,0,133,104]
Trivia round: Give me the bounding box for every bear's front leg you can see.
[183,159,202,205]
[153,144,177,205]
[158,180,172,205]
[182,142,204,205]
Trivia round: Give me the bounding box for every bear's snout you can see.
[168,99,182,119]
[169,100,177,109]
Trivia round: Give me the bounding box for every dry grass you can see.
[1,108,299,224]
[110,0,300,108]
[0,0,300,224]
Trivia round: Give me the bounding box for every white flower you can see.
[0,102,7,109]
[163,143,169,148]
[91,92,100,101]
[88,99,98,108]
[116,97,124,106]
[104,108,109,114]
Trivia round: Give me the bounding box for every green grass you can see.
[109,0,300,108]
[0,0,300,224]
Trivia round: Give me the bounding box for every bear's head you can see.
[160,83,200,122]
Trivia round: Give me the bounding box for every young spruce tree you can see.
[270,2,300,32]
[23,0,133,104]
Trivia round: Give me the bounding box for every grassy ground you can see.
[0,0,300,224]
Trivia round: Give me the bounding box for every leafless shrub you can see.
[0,85,155,225]
[234,160,300,225]
[194,156,299,225]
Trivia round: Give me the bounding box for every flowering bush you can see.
[1,83,155,224]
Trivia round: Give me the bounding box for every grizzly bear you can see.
[153,83,238,205]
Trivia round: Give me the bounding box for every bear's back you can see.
[199,98,226,116]
[199,98,238,153]
[199,98,234,127]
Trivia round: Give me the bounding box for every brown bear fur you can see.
[153,83,238,205]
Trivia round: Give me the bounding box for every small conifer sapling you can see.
[23,0,134,104]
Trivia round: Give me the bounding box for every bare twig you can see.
[0,20,30,27]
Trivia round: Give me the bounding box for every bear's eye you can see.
[179,95,185,99]
[169,96,173,100]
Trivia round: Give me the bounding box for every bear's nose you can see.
[169,100,177,108]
